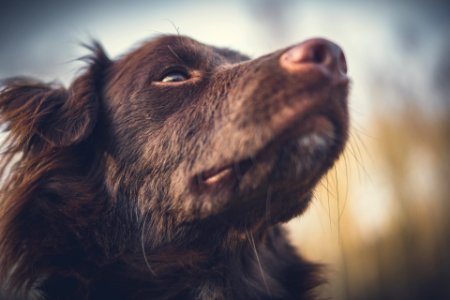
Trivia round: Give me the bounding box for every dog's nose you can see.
[280,38,347,77]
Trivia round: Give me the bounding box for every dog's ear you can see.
[0,42,110,152]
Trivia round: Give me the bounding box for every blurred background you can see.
[1,0,449,299]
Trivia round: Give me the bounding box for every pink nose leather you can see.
[280,38,347,77]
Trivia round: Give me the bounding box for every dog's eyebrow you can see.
[167,45,184,64]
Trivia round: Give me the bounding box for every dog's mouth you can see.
[192,113,339,192]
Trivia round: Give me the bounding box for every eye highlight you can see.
[160,70,190,83]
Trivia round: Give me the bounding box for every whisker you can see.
[326,175,333,230]
[247,231,270,294]
[140,215,156,276]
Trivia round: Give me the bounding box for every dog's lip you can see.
[192,113,337,191]
[196,158,254,187]
[200,165,234,185]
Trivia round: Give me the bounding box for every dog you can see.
[0,34,349,299]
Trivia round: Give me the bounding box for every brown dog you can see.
[0,35,349,299]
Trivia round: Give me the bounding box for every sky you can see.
[1,0,448,120]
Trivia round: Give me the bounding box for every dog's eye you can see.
[160,71,190,83]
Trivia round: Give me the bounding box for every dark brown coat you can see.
[0,35,349,299]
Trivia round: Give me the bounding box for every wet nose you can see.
[280,38,347,76]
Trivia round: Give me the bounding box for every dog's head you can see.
[0,34,348,289]
[100,35,349,228]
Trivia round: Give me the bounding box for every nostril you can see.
[338,51,348,74]
[310,44,328,64]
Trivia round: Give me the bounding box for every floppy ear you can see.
[0,42,110,152]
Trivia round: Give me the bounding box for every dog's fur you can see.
[0,35,349,299]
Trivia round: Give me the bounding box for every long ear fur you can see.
[0,42,111,297]
[0,42,110,152]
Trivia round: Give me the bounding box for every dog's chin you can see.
[245,115,338,184]
[231,117,341,223]
[180,114,343,223]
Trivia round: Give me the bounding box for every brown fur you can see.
[0,35,349,299]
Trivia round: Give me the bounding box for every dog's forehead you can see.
[126,35,249,64]
[145,35,203,51]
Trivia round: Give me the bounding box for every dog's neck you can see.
[39,226,321,300]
